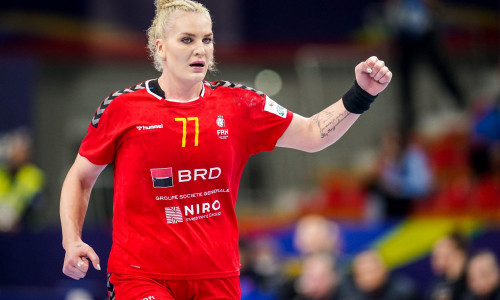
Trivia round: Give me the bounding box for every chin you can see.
[187,72,207,82]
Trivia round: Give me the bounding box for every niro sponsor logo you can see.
[165,206,183,224]
[185,200,221,216]
[164,200,222,224]
[137,124,163,131]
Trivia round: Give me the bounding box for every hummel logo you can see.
[136,124,163,131]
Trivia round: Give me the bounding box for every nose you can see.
[194,41,206,57]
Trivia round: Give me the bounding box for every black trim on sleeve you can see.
[91,82,146,128]
[107,273,115,300]
[204,80,266,99]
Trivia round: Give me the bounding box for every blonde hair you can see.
[147,0,214,72]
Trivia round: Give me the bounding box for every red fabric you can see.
[108,273,240,300]
[80,80,293,279]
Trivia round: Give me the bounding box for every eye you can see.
[203,37,213,44]
[181,37,192,44]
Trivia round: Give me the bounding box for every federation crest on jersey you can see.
[216,115,225,127]
[216,115,229,139]
[151,168,174,188]
[264,95,287,118]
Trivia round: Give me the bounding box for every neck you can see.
[158,74,203,101]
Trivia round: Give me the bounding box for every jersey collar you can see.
[146,79,205,103]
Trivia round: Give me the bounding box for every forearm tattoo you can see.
[312,108,351,138]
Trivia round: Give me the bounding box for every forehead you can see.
[434,238,453,252]
[358,252,385,269]
[168,10,212,35]
[470,255,495,271]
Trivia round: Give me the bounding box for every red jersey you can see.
[79,79,293,279]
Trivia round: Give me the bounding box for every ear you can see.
[156,39,166,59]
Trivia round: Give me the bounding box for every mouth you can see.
[189,61,205,68]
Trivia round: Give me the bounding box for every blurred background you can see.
[0,0,499,299]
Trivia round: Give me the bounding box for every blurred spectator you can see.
[431,234,454,278]
[468,92,500,213]
[463,250,500,300]
[252,237,283,291]
[240,238,259,297]
[239,237,282,300]
[280,215,343,299]
[65,288,94,300]
[385,0,466,132]
[469,92,500,177]
[293,252,344,300]
[345,250,420,300]
[370,129,433,218]
[0,128,44,232]
[428,232,469,300]
[294,214,342,257]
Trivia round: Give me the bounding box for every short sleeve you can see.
[247,94,293,155]
[78,100,121,165]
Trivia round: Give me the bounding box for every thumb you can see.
[85,247,101,271]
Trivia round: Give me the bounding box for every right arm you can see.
[60,154,106,280]
[277,56,392,152]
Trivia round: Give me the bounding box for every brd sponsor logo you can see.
[178,167,221,182]
[151,167,221,188]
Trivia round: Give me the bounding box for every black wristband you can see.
[342,80,378,114]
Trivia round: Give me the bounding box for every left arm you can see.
[276,56,392,152]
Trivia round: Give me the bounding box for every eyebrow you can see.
[180,32,213,37]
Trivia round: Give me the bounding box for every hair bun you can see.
[155,0,186,9]
[155,0,172,6]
